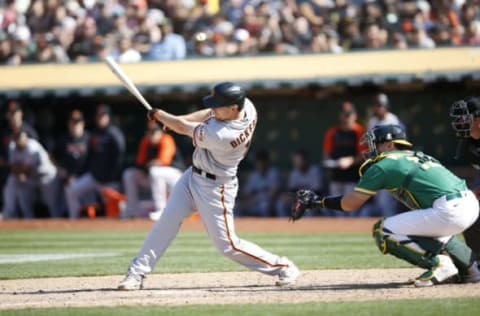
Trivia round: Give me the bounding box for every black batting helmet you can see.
[361,124,412,158]
[202,82,246,109]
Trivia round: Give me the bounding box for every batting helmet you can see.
[450,97,480,138]
[202,82,246,109]
[362,124,412,158]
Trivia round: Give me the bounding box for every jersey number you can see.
[406,154,441,170]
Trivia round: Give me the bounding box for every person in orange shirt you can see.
[322,102,367,216]
[122,122,183,220]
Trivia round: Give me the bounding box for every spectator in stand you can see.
[65,104,125,219]
[111,35,142,63]
[238,149,283,217]
[461,20,480,45]
[147,18,186,61]
[1,0,480,65]
[67,16,103,62]
[361,22,388,49]
[408,25,436,48]
[122,122,182,220]
[2,129,60,219]
[53,109,90,216]
[322,102,366,216]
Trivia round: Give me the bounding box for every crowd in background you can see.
[0,0,480,64]
[0,92,408,219]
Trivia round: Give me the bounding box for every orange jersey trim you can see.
[220,185,287,268]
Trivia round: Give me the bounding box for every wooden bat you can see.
[104,56,152,111]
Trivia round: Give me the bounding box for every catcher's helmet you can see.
[202,82,246,109]
[450,97,480,138]
[361,124,412,158]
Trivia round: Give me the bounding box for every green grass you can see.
[1,229,475,316]
[0,230,408,279]
[1,298,479,316]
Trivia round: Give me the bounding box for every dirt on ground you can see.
[1,217,479,309]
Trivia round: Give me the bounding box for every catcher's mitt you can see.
[291,190,318,221]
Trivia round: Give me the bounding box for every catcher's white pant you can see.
[127,167,292,276]
[122,166,182,217]
[384,190,479,247]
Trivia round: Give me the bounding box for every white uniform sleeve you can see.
[192,121,223,151]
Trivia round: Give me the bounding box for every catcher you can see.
[292,124,480,287]
[450,97,480,265]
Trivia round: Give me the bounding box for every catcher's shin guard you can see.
[445,236,477,276]
[372,219,439,269]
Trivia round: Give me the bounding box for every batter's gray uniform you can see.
[125,99,296,279]
[2,138,59,218]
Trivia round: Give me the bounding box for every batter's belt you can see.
[192,165,235,181]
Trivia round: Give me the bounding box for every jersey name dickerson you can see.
[230,119,256,148]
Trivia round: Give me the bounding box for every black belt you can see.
[192,166,217,180]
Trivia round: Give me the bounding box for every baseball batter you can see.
[292,124,480,287]
[118,82,299,290]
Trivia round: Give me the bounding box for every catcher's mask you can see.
[361,124,412,159]
[450,98,480,138]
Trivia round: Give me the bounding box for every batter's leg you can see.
[127,171,193,276]
[192,177,296,278]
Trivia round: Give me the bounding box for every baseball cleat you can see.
[414,254,458,287]
[276,262,300,287]
[117,273,145,290]
[462,261,480,284]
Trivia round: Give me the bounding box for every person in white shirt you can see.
[367,93,404,217]
[2,130,60,218]
[367,93,402,131]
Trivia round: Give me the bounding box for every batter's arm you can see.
[177,109,212,122]
[149,109,198,137]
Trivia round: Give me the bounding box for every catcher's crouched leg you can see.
[463,216,480,263]
[372,219,439,269]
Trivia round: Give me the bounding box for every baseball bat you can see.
[104,56,152,111]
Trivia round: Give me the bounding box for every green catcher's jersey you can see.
[355,150,467,209]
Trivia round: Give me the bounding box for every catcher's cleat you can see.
[414,255,458,287]
[462,261,480,284]
[118,273,145,290]
[276,261,300,287]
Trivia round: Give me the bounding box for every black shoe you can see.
[462,261,480,284]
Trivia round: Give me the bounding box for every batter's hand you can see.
[147,109,159,122]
